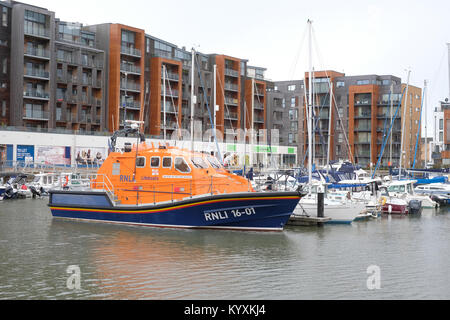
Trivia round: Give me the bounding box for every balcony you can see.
[355,99,371,105]
[161,121,178,130]
[354,111,371,119]
[121,46,141,57]
[224,68,239,77]
[224,83,239,92]
[23,110,49,120]
[225,97,238,106]
[254,116,264,123]
[163,71,179,82]
[254,102,264,110]
[24,26,51,39]
[66,113,78,122]
[378,100,401,106]
[354,126,371,132]
[121,101,141,110]
[23,89,50,100]
[81,78,93,86]
[24,47,50,59]
[254,90,265,97]
[161,88,178,97]
[121,63,141,75]
[161,103,178,113]
[24,68,50,80]
[224,112,238,120]
[355,151,371,158]
[120,82,141,92]
[80,95,92,105]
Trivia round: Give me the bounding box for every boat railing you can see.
[87,174,116,203]
[87,175,252,206]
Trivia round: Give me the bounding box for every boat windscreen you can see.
[207,156,221,169]
[191,157,209,169]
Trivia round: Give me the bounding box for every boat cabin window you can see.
[150,157,160,168]
[162,157,172,168]
[388,185,405,193]
[136,156,146,168]
[174,157,191,173]
[191,157,209,169]
[207,156,221,169]
[407,184,414,194]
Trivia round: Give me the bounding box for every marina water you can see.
[0,198,449,299]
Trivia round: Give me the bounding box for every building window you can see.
[336,81,345,88]
[1,100,5,117]
[439,119,443,130]
[356,80,370,85]
[288,133,293,144]
[290,97,296,107]
[154,40,172,58]
[282,98,286,108]
[382,80,390,86]
[2,7,7,27]
[287,84,296,91]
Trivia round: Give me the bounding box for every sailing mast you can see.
[389,83,394,166]
[399,69,411,179]
[326,82,333,175]
[307,19,313,184]
[163,64,167,143]
[424,79,428,168]
[190,48,196,152]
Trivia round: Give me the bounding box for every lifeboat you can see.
[48,125,303,231]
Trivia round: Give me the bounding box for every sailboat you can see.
[293,20,365,224]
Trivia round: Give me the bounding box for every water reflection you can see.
[1,199,449,299]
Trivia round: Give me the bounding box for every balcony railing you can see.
[24,47,50,59]
[23,89,50,100]
[23,110,49,120]
[121,101,141,110]
[224,112,238,120]
[121,63,141,74]
[24,68,50,79]
[161,121,178,129]
[162,71,179,81]
[161,103,178,113]
[224,83,238,91]
[24,26,50,38]
[161,88,178,97]
[120,82,141,92]
[254,102,264,110]
[254,116,264,123]
[225,97,238,106]
[121,46,141,57]
[224,68,239,77]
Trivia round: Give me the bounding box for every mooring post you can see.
[317,185,324,219]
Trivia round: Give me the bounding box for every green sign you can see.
[254,146,278,153]
[227,144,237,152]
[288,147,295,154]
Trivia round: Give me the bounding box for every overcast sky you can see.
[21,0,450,137]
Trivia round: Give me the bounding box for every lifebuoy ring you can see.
[63,175,69,188]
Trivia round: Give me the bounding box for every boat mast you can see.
[399,69,411,179]
[251,78,255,167]
[307,19,313,184]
[424,79,428,168]
[163,64,167,143]
[326,81,333,175]
[190,48,196,152]
[389,83,393,166]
